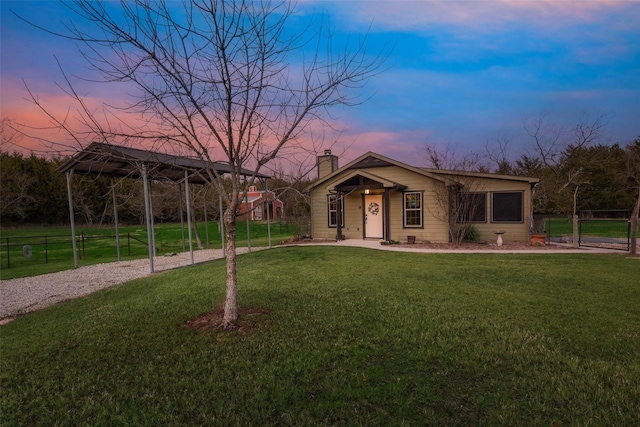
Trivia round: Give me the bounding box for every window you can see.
[491,191,523,222]
[457,192,486,223]
[327,194,344,227]
[404,191,423,227]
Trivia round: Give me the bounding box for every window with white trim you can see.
[327,194,344,227]
[403,191,423,227]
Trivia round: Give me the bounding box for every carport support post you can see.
[185,171,194,265]
[631,194,639,256]
[204,188,210,249]
[245,187,251,252]
[179,183,186,252]
[149,182,156,256]
[66,170,78,268]
[265,179,272,248]
[219,193,226,258]
[142,165,154,273]
[112,181,121,262]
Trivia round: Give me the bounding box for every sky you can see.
[1,0,639,169]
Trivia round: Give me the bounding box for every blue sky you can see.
[2,1,639,168]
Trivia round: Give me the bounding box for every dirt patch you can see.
[278,237,335,245]
[185,306,270,333]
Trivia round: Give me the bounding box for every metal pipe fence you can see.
[539,211,634,251]
[1,233,152,271]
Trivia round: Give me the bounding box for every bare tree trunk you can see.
[573,214,579,248]
[223,207,238,327]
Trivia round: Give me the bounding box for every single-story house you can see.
[238,186,284,221]
[305,150,539,243]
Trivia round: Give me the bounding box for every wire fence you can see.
[540,211,633,251]
[1,232,152,271]
[579,210,631,251]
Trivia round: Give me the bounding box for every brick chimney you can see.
[317,149,338,179]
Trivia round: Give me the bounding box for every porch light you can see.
[365,189,370,194]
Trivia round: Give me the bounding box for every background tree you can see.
[22,0,385,327]
[522,112,605,216]
[267,173,314,240]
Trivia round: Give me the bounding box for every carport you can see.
[58,142,270,272]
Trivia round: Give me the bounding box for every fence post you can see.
[6,237,10,269]
[45,236,48,264]
[81,231,86,260]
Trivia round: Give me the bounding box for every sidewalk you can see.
[312,238,616,254]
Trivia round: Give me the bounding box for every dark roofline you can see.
[57,142,269,184]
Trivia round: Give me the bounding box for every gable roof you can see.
[305,151,451,192]
[305,151,539,192]
[322,169,408,191]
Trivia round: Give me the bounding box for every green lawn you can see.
[1,247,639,426]
[0,221,297,279]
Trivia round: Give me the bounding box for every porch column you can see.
[336,191,343,241]
[384,188,391,241]
[66,170,78,268]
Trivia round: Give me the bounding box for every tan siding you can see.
[457,177,533,242]
[310,163,534,243]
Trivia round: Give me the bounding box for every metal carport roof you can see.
[58,142,269,182]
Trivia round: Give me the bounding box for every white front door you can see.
[364,195,383,239]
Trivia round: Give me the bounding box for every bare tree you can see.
[18,0,385,327]
[422,142,488,172]
[422,142,487,244]
[524,113,605,212]
[484,129,515,174]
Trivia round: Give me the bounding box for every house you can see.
[305,150,539,243]
[238,186,284,221]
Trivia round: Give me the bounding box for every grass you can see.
[0,221,296,279]
[1,247,639,426]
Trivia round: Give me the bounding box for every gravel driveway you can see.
[0,247,257,324]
